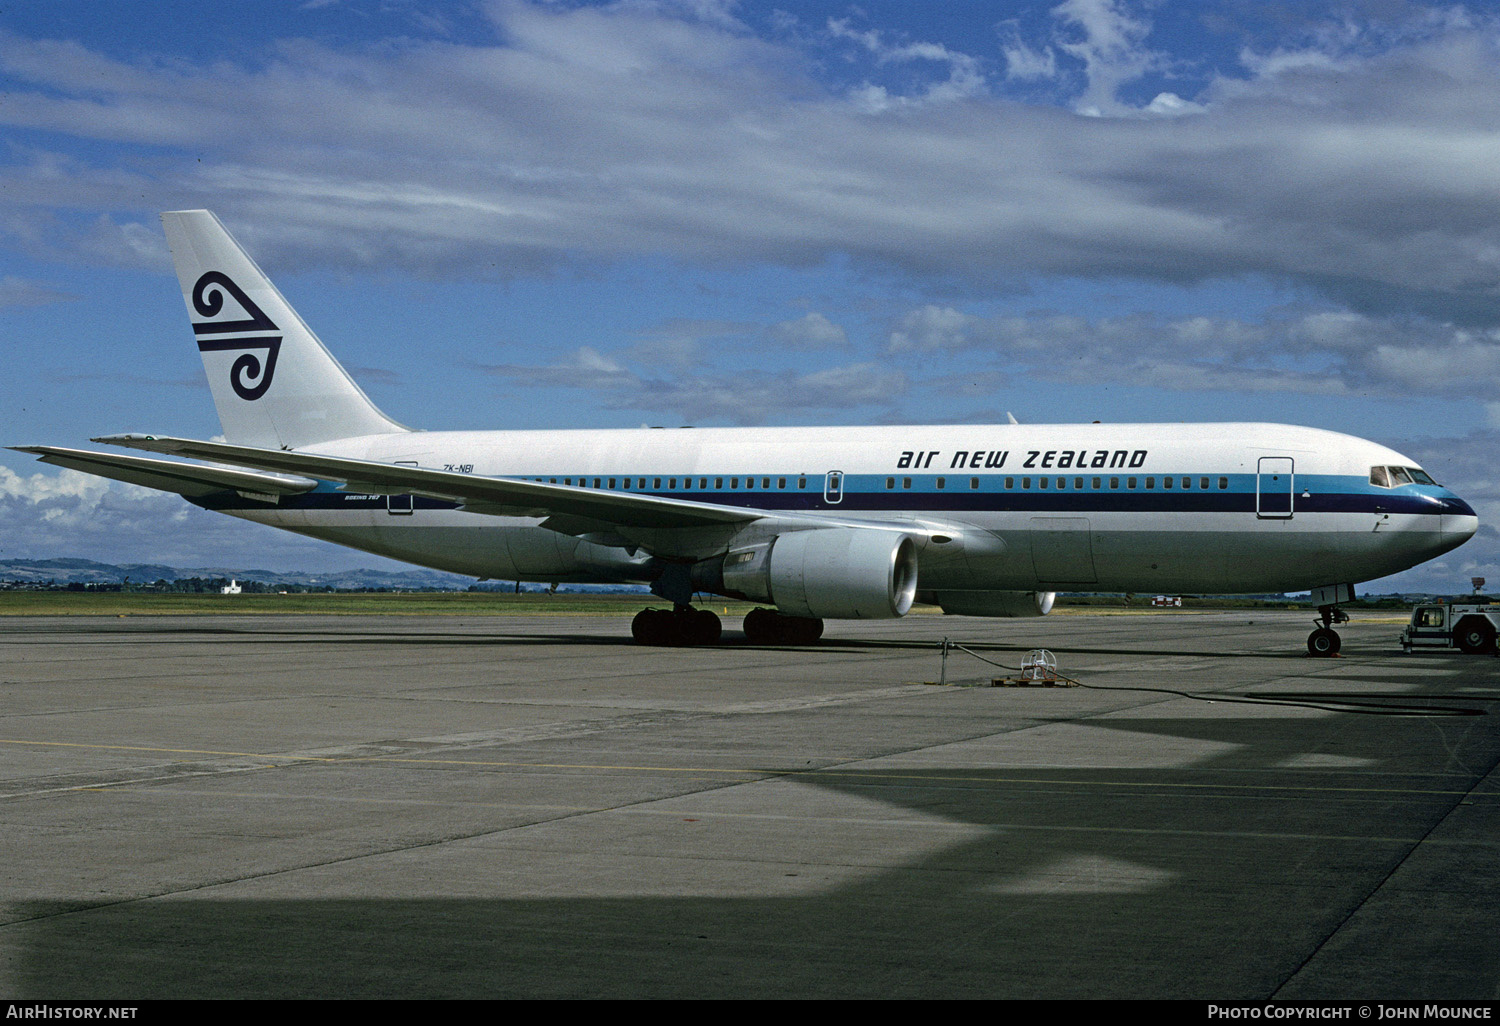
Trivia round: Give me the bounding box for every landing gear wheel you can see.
[686,608,722,646]
[742,608,823,645]
[1307,627,1341,657]
[742,607,776,645]
[632,607,723,646]
[632,608,673,646]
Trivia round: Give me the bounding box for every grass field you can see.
[0,591,762,617]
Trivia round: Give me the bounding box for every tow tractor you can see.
[1399,599,1500,654]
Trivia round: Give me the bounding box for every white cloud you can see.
[769,311,849,349]
[1051,0,1162,116]
[0,276,73,307]
[885,307,1500,401]
[999,22,1059,82]
[480,344,905,424]
[888,306,979,352]
[826,16,987,110]
[0,3,1497,323]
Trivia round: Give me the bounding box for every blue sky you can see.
[2,0,1498,590]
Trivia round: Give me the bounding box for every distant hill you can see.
[0,558,648,594]
[0,558,474,591]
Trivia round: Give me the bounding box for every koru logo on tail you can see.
[191,271,281,401]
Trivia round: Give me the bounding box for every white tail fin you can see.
[161,210,407,449]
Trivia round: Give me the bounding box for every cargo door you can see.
[1030,517,1097,584]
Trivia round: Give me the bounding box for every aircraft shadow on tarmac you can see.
[12,692,1500,1000]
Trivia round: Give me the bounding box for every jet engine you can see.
[718,528,918,619]
[928,590,1056,617]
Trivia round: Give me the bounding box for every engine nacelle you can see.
[721,529,918,619]
[930,590,1055,617]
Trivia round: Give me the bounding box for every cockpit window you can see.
[1371,465,1439,488]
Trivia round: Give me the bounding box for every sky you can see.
[1,0,1498,591]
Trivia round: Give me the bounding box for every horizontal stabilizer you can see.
[10,445,318,498]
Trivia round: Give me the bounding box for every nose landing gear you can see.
[1307,604,1350,657]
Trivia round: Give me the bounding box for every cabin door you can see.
[1256,457,1295,519]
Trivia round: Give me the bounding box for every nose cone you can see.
[1441,494,1478,550]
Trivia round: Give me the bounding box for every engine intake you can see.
[721,529,918,620]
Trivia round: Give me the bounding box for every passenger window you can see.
[970,477,979,490]
[1199,477,1209,490]
[886,477,895,490]
[936,477,945,489]
[1163,477,1173,489]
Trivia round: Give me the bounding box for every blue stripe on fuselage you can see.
[190,472,1463,518]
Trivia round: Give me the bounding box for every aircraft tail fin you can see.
[160,210,408,449]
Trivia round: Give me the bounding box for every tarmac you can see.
[0,609,1497,1000]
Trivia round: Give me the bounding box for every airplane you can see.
[12,210,1480,655]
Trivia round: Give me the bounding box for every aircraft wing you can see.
[10,445,317,499]
[89,434,766,530]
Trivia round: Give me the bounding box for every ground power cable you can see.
[940,641,1487,718]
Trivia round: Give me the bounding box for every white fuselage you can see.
[198,421,1476,595]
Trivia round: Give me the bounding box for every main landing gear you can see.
[631,606,722,646]
[629,606,826,646]
[1307,604,1350,657]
